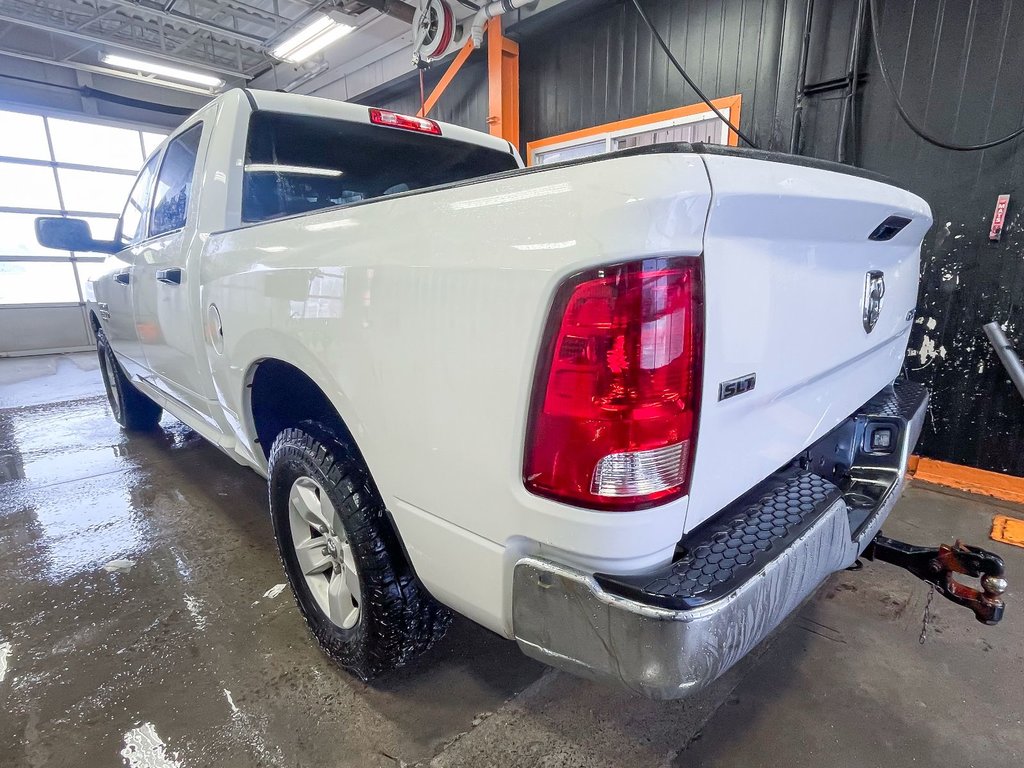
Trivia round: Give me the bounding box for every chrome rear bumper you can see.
[511,380,928,699]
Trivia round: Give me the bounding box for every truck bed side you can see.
[200,151,713,635]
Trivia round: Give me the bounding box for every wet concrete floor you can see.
[1,353,1021,767]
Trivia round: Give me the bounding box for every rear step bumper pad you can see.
[511,380,928,700]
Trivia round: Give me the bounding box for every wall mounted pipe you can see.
[836,0,867,163]
[984,322,1024,399]
[470,0,532,48]
[789,0,815,154]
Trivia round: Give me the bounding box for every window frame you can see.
[0,101,168,307]
[525,95,742,167]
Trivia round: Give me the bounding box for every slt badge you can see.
[863,270,885,333]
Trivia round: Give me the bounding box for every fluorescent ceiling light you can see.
[245,164,343,177]
[271,14,354,63]
[102,54,223,88]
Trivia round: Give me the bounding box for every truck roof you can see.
[241,88,514,157]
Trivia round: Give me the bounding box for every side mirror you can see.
[35,217,117,254]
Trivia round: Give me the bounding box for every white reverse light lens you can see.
[101,54,223,87]
[591,442,688,497]
[272,15,354,63]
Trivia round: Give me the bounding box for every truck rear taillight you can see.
[368,108,441,135]
[524,258,703,510]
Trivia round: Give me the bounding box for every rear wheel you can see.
[95,328,162,431]
[268,423,451,680]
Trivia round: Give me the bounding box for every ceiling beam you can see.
[96,0,267,45]
[0,46,217,95]
[73,5,119,31]
[0,11,251,77]
[187,0,288,28]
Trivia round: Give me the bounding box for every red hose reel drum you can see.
[414,0,459,62]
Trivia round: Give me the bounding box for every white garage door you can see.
[0,107,165,356]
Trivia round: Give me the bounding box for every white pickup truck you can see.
[37,89,1007,699]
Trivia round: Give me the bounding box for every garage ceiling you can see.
[0,0,386,90]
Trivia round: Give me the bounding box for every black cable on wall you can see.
[868,0,1024,152]
[629,0,759,149]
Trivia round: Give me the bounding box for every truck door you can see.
[94,153,160,378]
[131,123,218,424]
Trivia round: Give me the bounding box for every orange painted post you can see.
[487,22,502,138]
[725,94,742,146]
[502,34,520,146]
[486,20,520,146]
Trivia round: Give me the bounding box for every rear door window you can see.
[151,124,203,236]
[242,111,518,223]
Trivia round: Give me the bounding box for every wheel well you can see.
[248,358,436,601]
[248,359,350,460]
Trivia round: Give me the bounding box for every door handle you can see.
[114,271,130,285]
[156,268,183,285]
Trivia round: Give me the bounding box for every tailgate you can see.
[685,151,932,532]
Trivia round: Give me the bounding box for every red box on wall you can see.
[990,194,1010,241]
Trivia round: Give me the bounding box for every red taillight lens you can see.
[524,258,703,510]
[368,108,442,135]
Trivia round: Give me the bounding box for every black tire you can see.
[268,422,451,680]
[95,327,163,431]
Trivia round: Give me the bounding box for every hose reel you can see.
[412,0,463,65]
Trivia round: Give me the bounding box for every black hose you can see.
[868,0,1024,151]
[629,0,758,149]
[790,0,815,154]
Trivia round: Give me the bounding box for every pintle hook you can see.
[864,534,1007,625]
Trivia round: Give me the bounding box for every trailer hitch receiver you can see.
[863,533,1007,625]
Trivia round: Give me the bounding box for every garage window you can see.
[0,107,166,306]
[526,95,742,166]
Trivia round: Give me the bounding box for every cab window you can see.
[117,154,160,248]
[242,111,518,223]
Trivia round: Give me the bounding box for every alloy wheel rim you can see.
[287,476,361,630]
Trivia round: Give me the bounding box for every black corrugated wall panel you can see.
[860,0,1024,475]
[791,0,1024,475]
[518,0,808,152]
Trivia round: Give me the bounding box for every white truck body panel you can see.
[202,149,713,632]
[688,153,932,530]
[82,89,932,639]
